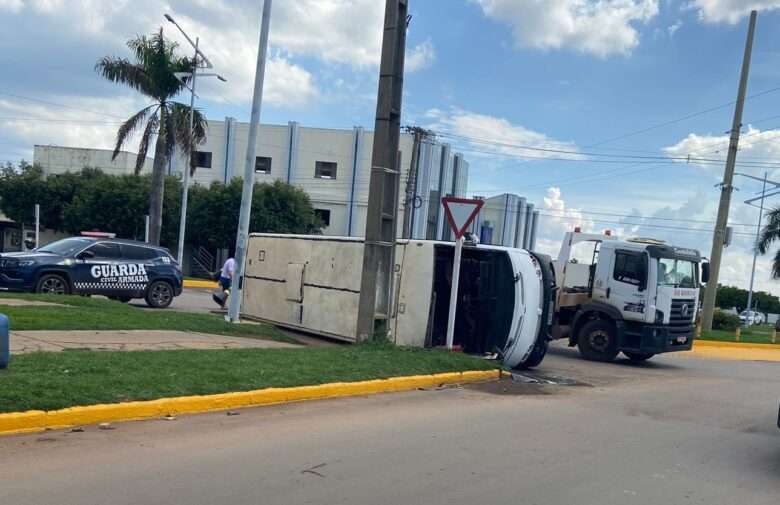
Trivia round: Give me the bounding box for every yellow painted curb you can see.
[0,369,500,436]
[183,279,219,289]
[694,340,780,350]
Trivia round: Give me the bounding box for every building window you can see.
[315,161,337,179]
[314,209,331,227]
[255,156,272,174]
[192,151,212,169]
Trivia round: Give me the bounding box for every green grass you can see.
[0,293,289,342]
[0,344,496,413]
[700,324,779,345]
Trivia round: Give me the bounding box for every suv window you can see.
[613,251,644,286]
[84,242,121,260]
[121,244,159,260]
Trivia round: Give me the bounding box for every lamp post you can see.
[164,14,226,266]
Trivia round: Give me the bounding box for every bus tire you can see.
[577,319,619,362]
[624,351,655,362]
[514,338,549,370]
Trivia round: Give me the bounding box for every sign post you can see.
[441,197,484,350]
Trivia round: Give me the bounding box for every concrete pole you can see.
[356,0,408,341]
[227,0,272,323]
[177,37,199,265]
[34,203,40,248]
[144,215,150,243]
[745,171,767,323]
[701,10,757,331]
[402,128,422,239]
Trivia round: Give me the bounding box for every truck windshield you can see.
[657,258,696,288]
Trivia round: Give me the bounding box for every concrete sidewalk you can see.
[10,330,301,353]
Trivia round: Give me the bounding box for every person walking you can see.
[213,251,235,308]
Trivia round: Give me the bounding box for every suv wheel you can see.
[145,280,173,308]
[577,319,619,362]
[36,274,70,295]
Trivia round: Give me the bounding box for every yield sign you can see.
[442,197,484,239]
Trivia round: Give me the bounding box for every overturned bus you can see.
[240,234,555,369]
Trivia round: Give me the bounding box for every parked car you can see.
[739,310,763,326]
[0,236,182,308]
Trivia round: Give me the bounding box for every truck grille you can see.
[670,298,695,327]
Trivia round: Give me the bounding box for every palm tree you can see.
[757,206,780,277]
[96,28,206,245]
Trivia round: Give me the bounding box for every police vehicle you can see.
[0,236,183,308]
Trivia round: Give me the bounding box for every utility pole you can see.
[701,10,757,331]
[356,0,408,341]
[227,0,272,323]
[401,126,432,238]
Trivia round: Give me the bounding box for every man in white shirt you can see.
[214,252,235,308]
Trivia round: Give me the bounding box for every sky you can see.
[3,0,780,298]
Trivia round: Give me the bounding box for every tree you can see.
[0,162,49,226]
[757,206,780,279]
[186,179,323,250]
[95,28,206,245]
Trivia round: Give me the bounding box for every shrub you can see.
[712,310,741,331]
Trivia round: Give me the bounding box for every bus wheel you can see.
[624,351,655,362]
[577,320,618,362]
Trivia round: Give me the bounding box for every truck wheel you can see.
[577,320,619,362]
[623,351,655,362]
[35,274,70,295]
[145,281,173,308]
[514,339,549,370]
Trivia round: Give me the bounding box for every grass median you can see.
[700,325,779,345]
[0,293,289,342]
[0,344,497,413]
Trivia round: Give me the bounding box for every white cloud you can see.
[0,0,23,13]
[663,126,780,178]
[424,108,581,160]
[264,56,320,108]
[687,0,780,24]
[668,20,683,37]
[473,0,659,58]
[0,95,148,157]
[406,39,436,72]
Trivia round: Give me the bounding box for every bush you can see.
[712,310,741,331]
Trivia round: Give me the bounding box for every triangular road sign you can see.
[442,197,484,239]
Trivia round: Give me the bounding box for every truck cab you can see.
[553,231,707,362]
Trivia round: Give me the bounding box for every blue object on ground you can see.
[0,313,8,369]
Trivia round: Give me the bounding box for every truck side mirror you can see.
[77,250,95,260]
[701,262,710,284]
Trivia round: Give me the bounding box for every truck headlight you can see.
[655,310,664,324]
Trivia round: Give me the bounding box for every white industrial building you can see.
[472,193,539,250]
[34,118,469,240]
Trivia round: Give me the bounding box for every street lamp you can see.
[735,172,780,323]
[164,14,226,266]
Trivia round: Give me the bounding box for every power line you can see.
[0,117,125,125]
[0,92,128,120]
[584,84,780,148]
[433,130,780,168]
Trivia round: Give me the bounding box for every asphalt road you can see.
[128,287,221,314]
[1,346,778,505]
